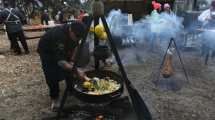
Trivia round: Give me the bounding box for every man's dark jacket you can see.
[37,24,78,62]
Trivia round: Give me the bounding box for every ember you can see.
[42,96,135,120]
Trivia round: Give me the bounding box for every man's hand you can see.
[58,60,74,71]
[58,61,90,81]
[76,68,90,81]
[205,16,211,21]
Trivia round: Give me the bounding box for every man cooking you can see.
[37,22,88,111]
[198,0,215,63]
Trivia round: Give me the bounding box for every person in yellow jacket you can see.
[93,24,113,68]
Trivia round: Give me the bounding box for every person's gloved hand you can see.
[76,68,90,81]
[58,60,90,81]
[58,60,74,71]
[205,16,211,21]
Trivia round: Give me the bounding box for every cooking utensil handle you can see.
[111,92,121,98]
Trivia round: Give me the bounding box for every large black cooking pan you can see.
[73,70,124,103]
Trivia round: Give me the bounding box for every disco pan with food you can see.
[73,70,123,103]
[82,77,121,95]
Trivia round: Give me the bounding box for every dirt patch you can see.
[1,33,215,120]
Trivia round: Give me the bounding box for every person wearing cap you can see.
[0,1,29,55]
[149,1,162,51]
[37,22,88,111]
[41,9,50,25]
[151,1,162,15]
[94,24,112,68]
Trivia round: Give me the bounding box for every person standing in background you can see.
[0,1,29,55]
[149,1,162,51]
[55,10,64,24]
[198,0,215,63]
[41,9,50,25]
[198,0,215,24]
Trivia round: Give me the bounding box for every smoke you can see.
[206,0,213,5]
[184,12,215,53]
[107,9,183,46]
[201,20,215,51]
[106,9,184,65]
[106,9,129,39]
[159,12,184,39]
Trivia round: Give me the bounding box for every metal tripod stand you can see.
[56,0,152,120]
[155,38,189,82]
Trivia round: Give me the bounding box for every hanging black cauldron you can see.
[73,70,124,103]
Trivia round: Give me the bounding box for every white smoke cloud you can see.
[201,28,215,50]
[106,9,184,47]
[106,9,129,38]
[106,9,184,65]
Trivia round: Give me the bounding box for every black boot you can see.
[24,50,30,54]
[14,50,22,55]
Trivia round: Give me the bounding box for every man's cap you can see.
[69,22,86,38]
[152,1,161,10]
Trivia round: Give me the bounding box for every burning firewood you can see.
[162,48,174,78]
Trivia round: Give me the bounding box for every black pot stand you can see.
[56,17,151,120]
[56,1,152,120]
[55,16,126,120]
[153,38,189,90]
